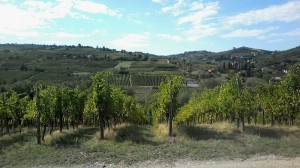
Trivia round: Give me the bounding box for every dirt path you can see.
[128,156,300,168]
[116,156,300,168]
[34,155,299,168]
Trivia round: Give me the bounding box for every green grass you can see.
[1,123,300,167]
[114,61,133,69]
[0,70,38,83]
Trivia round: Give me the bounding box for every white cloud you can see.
[268,39,284,43]
[178,1,219,25]
[190,1,204,11]
[157,34,183,42]
[175,1,220,41]
[74,0,121,17]
[0,1,77,33]
[162,0,187,16]
[221,27,278,38]
[23,0,75,19]
[0,0,120,39]
[160,1,220,41]
[0,28,40,37]
[271,28,300,37]
[54,32,89,39]
[0,4,47,31]
[23,0,53,11]
[53,29,106,39]
[163,0,300,42]
[186,24,218,41]
[69,12,92,20]
[225,1,300,26]
[111,33,150,49]
[152,0,166,4]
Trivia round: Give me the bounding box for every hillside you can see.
[0,44,299,97]
[169,46,300,66]
[168,46,300,84]
[0,44,161,87]
[254,46,300,68]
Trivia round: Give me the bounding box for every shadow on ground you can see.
[176,125,237,140]
[244,125,300,139]
[114,124,160,145]
[50,127,97,148]
[0,131,35,151]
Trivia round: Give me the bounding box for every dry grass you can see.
[152,124,169,140]
[205,122,240,134]
[1,123,300,167]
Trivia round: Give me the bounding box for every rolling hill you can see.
[0,43,299,97]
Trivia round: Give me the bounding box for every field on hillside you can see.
[1,123,300,167]
[1,44,299,92]
[0,45,176,85]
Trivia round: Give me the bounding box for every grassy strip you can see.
[0,123,300,167]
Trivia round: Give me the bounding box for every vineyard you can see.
[1,63,299,138]
[131,75,167,86]
[107,74,131,86]
[175,63,300,130]
[0,72,146,142]
[107,74,167,86]
[0,61,299,167]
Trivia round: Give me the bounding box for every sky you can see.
[0,0,299,55]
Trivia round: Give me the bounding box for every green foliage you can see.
[0,69,145,141]
[90,72,112,128]
[176,63,300,126]
[83,72,146,139]
[151,76,184,126]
